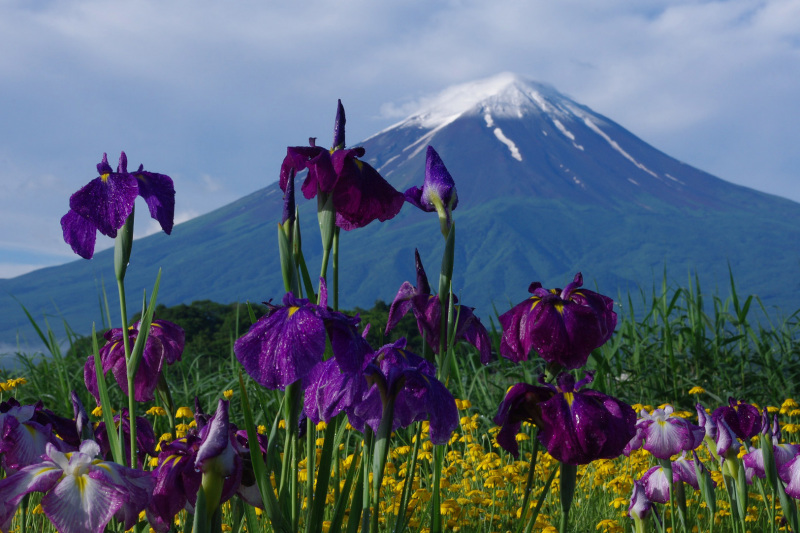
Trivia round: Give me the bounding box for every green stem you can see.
[559,462,577,533]
[371,396,397,533]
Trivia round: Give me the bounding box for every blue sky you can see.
[2,0,799,278]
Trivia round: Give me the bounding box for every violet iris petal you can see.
[499,273,616,368]
[131,165,175,235]
[386,249,492,364]
[235,294,327,390]
[196,400,240,479]
[84,319,185,402]
[235,291,370,390]
[303,358,369,426]
[0,402,56,472]
[0,440,154,533]
[61,152,175,259]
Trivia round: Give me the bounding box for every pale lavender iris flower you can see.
[630,405,705,460]
[0,440,153,533]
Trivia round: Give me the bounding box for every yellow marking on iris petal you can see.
[528,298,541,311]
[553,301,565,314]
[288,306,300,317]
[100,173,110,183]
[563,392,574,407]
[75,474,87,494]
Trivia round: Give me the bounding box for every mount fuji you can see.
[2,73,799,348]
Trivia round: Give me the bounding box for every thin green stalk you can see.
[558,462,577,533]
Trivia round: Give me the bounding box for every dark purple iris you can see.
[712,398,761,441]
[385,249,491,364]
[494,372,636,465]
[279,100,404,230]
[61,152,175,259]
[404,146,458,236]
[93,408,158,468]
[84,319,185,403]
[303,338,458,445]
[498,273,616,369]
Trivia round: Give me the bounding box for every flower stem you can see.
[559,462,577,533]
[115,209,136,467]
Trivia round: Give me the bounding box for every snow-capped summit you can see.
[362,72,734,210]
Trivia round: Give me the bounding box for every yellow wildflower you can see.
[146,406,167,416]
[688,386,706,395]
[223,389,234,400]
[175,406,193,419]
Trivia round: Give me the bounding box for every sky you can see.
[1,0,799,279]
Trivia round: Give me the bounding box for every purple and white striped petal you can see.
[640,465,671,504]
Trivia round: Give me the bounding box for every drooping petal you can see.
[628,480,652,520]
[234,296,327,390]
[493,383,552,458]
[60,209,98,259]
[303,358,367,425]
[42,468,127,533]
[132,165,176,234]
[330,149,404,230]
[196,400,238,478]
[0,461,63,531]
[640,466,671,504]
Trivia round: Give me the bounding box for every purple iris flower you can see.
[0,440,154,533]
[279,101,404,230]
[629,480,653,520]
[385,249,492,364]
[61,152,175,259]
[404,146,459,235]
[779,453,800,499]
[713,398,761,441]
[147,400,243,533]
[744,411,799,483]
[639,454,706,503]
[0,401,68,473]
[235,281,371,390]
[84,318,185,402]
[93,408,158,468]
[629,405,705,460]
[303,338,458,445]
[494,372,636,465]
[498,273,616,369]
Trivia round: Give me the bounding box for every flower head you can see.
[84,319,185,403]
[712,398,761,441]
[404,146,458,236]
[385,249,492,364]
[632,405,705,460]
[0,440,154,533]
[279,101,404,230]
[495,372,636,464]
[499,273,616,368]
[235,282,371,390]
[61,152,175,259]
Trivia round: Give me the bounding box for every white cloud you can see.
[0,0,798,275]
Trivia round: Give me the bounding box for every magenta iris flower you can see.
[629,405,705,460]
[279,101,404,230]
[712,398,761,440]
[0,440,154,533]
[628,480,653,520]
[494,372,636,464]
[60,152,175,259]
[235,282,371,390]
[385,249,492,364]
[498,273,616,368]
[404,146,459,235]
[84,319,185,403]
